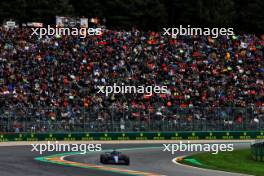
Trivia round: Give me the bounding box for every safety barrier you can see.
[251,140,264,161]
[0,131,264,142]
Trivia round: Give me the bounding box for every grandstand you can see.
[0,26,263,133]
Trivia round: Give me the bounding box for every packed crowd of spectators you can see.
[0,27,263,132]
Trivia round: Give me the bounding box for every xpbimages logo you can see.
[96,83,168,96]
[31,141,102,154]
[31,25,102,38]
[163,25,234,38]
[162,141,234,154]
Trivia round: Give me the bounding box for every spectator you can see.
[0,27,263,132]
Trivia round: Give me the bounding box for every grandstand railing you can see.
[0,106,263,132]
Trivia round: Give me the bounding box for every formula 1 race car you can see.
[100,150,130,165]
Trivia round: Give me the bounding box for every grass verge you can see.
[180,149,264,176]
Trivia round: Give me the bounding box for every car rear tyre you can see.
[124,157,130,165]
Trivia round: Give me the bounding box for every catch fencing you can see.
[0,106,263,133]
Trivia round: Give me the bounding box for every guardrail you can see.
[0,131,263,142]
[251,140,264,161]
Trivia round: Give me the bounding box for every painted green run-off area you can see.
[181,149,264,176]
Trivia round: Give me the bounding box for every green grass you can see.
[181,149,264,176]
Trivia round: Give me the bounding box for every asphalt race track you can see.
[0,142,250,176]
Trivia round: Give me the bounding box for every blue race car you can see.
[100,150,130,165]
